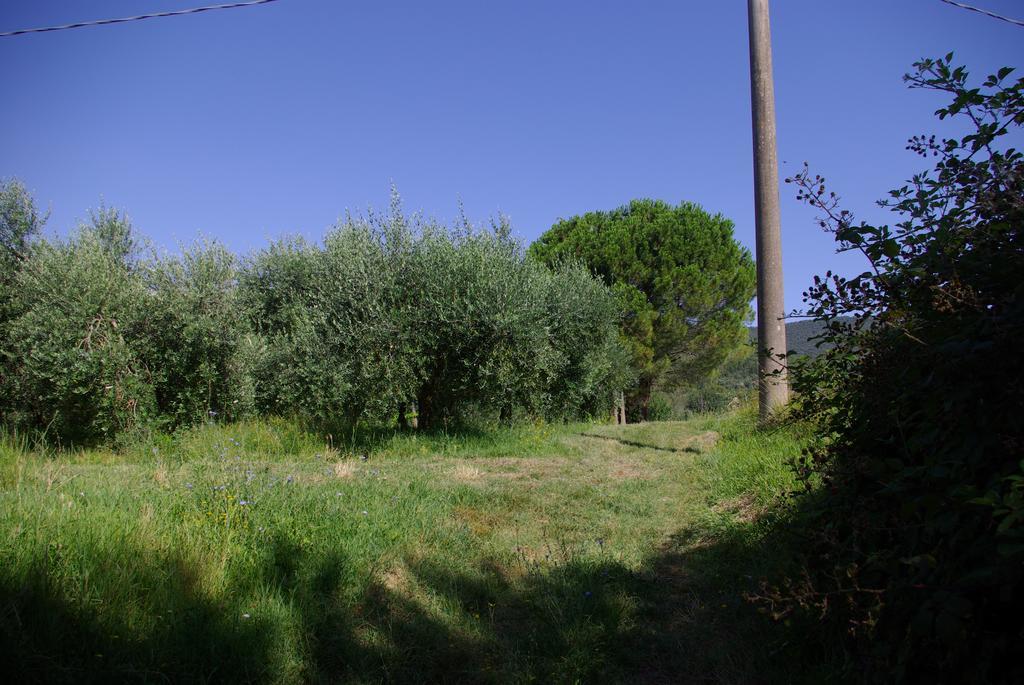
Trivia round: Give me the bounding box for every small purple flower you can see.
[185,482,193,490]
[239,500,249,506]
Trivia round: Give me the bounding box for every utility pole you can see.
[747,0,789,421]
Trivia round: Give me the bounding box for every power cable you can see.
[939,0,1024,28]
[0,0,282,38]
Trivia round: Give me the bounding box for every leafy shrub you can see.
[541,260,634,421]
[770,57,1024,682]
[136,241,256,427]
[0,178,46,419]
[4,225,155,443]
[239,237,350,422]
[1,187,627,442]
[644,394,673,422]
[241,198,628,430]
[0,178,44,323]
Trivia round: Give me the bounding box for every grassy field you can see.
[0,408,834,684]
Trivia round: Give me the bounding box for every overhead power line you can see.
[939,0,1024,27]
[0,0,282,38]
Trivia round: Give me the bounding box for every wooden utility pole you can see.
[747,0,789,421]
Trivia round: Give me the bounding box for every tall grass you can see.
[1,408,833,683]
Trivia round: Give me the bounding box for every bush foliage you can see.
[772,56,1024,682]
[0,193,628,444]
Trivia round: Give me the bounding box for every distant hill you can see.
[748,318,846,358]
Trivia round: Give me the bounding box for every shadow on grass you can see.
[1,519,841,684]
[1,555,282,683]
[578,432,701,455]
[313,419,523,457]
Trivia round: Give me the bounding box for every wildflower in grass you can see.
[239,499,249,506]
[185,483,193,490]
[286,475,294,484]
[241,613,250,619]
[361,510,368,516]
[584,591,593,598]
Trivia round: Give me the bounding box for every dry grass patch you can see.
[438,456,573,484]
[153,462,170,487]
[380,562,415,593]
[711,492,761,523]
[682,430,720,453]
[452,505,506,536]
[451,464,483,483]
[604,459,658,481]
[333,460,357,479]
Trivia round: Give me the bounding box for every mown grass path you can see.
[1,410,826,684]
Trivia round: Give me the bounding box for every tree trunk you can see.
[416,389,435,431]
[637,381,653,422]
[398,403,409,430]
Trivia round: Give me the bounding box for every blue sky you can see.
[2,0,1022,316]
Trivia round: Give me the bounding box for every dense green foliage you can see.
[241,206,629,431]
[529,199,756,419]
[4,219,153,443]
[0,178,46,414]
[773,57,1024,682]
[0,195,627,445]
[140,241,258,427]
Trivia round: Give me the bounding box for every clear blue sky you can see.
[2,0,1022,316]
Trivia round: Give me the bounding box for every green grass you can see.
[0,406,835,684]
